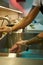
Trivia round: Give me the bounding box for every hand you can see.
[0,26,12,33]
[9,43,21,53]
[9,40,27,53]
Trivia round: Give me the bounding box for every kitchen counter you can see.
[0,57,43,65]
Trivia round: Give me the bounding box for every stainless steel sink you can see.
[0,32,38,52]
[0,32,25,52]
[0,33,8,49]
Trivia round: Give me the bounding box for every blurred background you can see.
[0,0,43,24]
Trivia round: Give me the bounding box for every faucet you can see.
[0,16,11,26]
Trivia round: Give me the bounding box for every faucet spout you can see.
[0,16,11,26]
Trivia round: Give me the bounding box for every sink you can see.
[0,32,25,52]
[0,32,38,53]
[0,33,8,49]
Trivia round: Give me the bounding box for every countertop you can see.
[0,57,43,65]
[25,23,43,33]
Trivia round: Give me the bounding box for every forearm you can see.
[25,36,43,45]
[12,6,40,31]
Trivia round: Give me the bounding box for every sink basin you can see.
[0,33,8,49]
[0,32,25,52]
[0,32,38,53]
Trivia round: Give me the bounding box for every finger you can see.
[0,27,4,29]
[9,44,21,53]
[0,30,4,32]
[9,44,18,52]
[16,48,21,53]
[16,45,21,53]
[0,29,6,32]
[9,47,18,53]
[12,46,21,53]
[0,26,7,29]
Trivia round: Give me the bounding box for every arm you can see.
[9,34,43,52]
[12,6,40,31]
[0,6,40,32]
[25,35,43,46]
